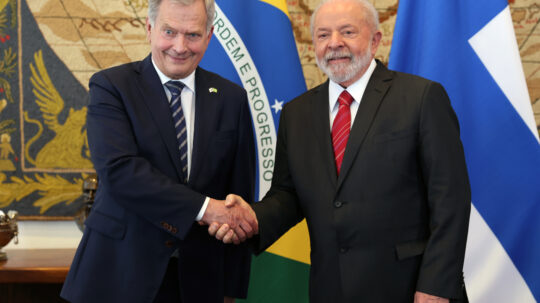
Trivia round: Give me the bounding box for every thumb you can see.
[225,194,238,208]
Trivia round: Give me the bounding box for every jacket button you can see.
[339,247,348,253]
[171,227,178,234]
[165,240,174,248]
[334,201,342,208]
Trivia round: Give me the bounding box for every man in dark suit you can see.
[61,0,258,302]
[210,0,471,302]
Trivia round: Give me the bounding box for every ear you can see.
[145,17,152,42]
[206,26,214,42]
[371,30,382,56]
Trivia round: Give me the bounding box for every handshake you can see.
[199,194,258,244]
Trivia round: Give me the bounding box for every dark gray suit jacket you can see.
[253,62,470,302]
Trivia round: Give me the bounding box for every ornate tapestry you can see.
[0,0,149,218]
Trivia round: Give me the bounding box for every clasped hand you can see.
[200,194,258,244]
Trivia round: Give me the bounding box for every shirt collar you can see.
[151,58,196,93]
[329,59,377,111]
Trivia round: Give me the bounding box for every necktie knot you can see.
[165,80,185,97]
[338,90,353,107]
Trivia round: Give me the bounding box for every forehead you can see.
[155,0,207,28]
[314,1,366,30]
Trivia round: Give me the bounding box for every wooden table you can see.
[0,248,75,303]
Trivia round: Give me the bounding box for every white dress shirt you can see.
[152,60,208,221]
[329,59,377,129]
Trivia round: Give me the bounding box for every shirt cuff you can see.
[195,197,210,221]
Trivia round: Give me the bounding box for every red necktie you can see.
[332,90,353,175]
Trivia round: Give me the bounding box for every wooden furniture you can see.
[0,249,75,303]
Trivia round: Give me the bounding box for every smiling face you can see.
[146,0,213,79]
[313,0,381,87]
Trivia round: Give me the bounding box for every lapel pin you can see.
[209,87,218,93]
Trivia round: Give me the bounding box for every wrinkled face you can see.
[146,0,213,79]
[313,0,381,87]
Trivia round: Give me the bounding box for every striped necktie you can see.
[332,90,353,176]
[165,81,188,181]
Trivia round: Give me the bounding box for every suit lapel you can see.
[337,62,393,188]
[135,55,184,181]
[189,68,219,183]
[310,82,338,189]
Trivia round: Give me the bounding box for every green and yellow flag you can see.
[200,0,310,301]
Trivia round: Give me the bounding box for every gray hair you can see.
[148,0,215,33]
[310,0,379,36]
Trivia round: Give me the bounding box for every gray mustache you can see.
[324,52,352,61]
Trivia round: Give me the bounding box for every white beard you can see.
[316,43,372,85]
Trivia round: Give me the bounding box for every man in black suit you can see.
[61,0,258,302]
[210,0,471,302]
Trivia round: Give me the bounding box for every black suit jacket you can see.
[61,55,255,303]
[253,62,471,302]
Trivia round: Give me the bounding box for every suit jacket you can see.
[61,55,255,303]
[252,62,471,302]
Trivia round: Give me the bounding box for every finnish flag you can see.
[389,0,540,302]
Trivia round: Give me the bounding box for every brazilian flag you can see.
[200,1,309,302]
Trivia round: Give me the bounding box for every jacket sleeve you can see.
[251,105,305,254]
[415,81,471,299]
